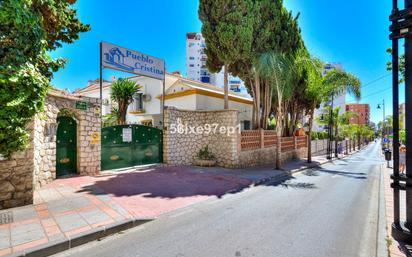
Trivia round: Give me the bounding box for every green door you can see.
[56,116,77,177]
[101,125,162,171]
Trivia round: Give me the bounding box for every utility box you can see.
[385,149,392,161]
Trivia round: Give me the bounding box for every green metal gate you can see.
[101,125,163,171]
[56,116,77,177]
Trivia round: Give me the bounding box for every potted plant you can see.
[194,145,216,167]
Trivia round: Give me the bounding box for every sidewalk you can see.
[0,153,349,257]
[383,164,412,257]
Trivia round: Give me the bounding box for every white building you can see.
[311,63,346,132]
[75,72,253,130]
[186,32,245,93]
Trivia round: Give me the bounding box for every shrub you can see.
[198,145,215,160]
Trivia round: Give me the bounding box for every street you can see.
[56,142,386,257]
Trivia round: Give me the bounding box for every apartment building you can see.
[312,63,346,132]
[186,32,244,93]
[346,103,370,125]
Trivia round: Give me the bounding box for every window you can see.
[133,93,143,110]
[189,64,195,67]
[188,42,195,47]
[243,121,251,130]
[189,57,195,60]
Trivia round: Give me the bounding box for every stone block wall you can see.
[0,89,101,209]
[239,146,308,168]
[0,123,35,209]
[163,107,240,168]
[163,107,309,169]
[238,147,276,168]
[33,93,101,188]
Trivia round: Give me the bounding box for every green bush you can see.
[198,145,215,160]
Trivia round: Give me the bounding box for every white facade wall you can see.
[311,63,346,132]
[195,95,252,123]
[186,33,205,82]
[186,32,246,94]
[78,74,252,129]
[166,94,197,110]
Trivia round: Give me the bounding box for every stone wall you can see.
[163,107,308,169]
[238,147,276,168]
[0,123,35,209]
[163,107,240,168]
[33,92,101,188]
[239,146,307,168]
[0,89,101,209]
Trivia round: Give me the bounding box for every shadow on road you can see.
[316,168,367,179]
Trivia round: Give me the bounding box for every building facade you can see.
[76,72,253,130]
[185,32,245,93]
[346,103,370,125]
[311,63,346,132]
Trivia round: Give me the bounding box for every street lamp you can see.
[325,101,334,160]
[377,99,386,144]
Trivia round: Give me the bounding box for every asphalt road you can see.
[56,142,387,257]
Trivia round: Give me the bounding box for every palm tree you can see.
[317,107,357,154]
[110,78,141,124]
[254,51,294,169]
[305,65,361,162]
[102,107,121,127]
[303,57,325,163]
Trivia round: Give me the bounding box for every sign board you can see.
[75,101,87,110]
[90,132,100,144]
[122,128,132,142]
[383,137,389,143]
[101,42,165,80]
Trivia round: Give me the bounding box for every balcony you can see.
[129,109,146,115]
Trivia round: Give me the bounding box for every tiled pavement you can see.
[383,164,412,257]
[0,154,338,257]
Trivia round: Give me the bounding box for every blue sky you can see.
[51,0,398,124]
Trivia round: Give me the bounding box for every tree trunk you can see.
[276,112,282,170]
[118,101,127,125]
[254,73,261,128]
[224,65,229,109]
[262,80,271,129]
[249,78,257,129]
[307,107,315,163]
[334,124,338,157]
[260,79,266,128]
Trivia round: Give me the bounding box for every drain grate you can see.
[0,211,13,224]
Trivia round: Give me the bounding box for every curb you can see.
[10,218,152,257]
[227,146,368,194]
[9,145,369,257]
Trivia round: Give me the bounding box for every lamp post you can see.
[389,0,411,242]
[377,99,386,144]
[324,102,334,160]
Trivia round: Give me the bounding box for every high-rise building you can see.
[186,32,245,93]
[311,63,346,132]
[346,103,370,125]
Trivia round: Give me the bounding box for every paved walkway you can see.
[0,154,340,257]
[383,164,412,257]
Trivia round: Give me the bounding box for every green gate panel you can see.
[56,116,77,177]
[101,125,163,171]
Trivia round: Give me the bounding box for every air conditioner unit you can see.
[102,99,110,105]
[142,94,151,102]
